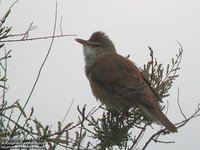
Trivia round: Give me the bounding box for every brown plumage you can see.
[75,31,177,133]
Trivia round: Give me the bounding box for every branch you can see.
[1,34,76,42]
[11,1,58,137]
[0,0,19,25]
[142,128,170,150]
[142,101,200,150]
[46,105,102,138]
[177,88,187,119]
[176,103,200,129]
[0,113,37,137]
[129,124,147,150]
[61,99,74,126]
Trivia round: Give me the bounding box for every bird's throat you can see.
[83,46,114,67]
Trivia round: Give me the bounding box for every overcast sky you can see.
[1,0,200,149]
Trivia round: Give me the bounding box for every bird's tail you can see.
[139,104,177,133]
[149,108,177,133]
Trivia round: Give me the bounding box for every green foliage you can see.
[0,9,12,91]
[142,45,183,98]
[0,8,12,141]
[0,10,12,48]
[85,108,144,149]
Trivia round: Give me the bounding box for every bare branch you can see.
[60,16,63,35]
[176,103,200,129]
[1,34,76,42]
[0,0,19,25]
[142,128,170,150]
[153,139,175,144]
[129,124,147,150]
[61,99,74,125]
[11,1,59,136]
[177,88,187,119]
[142,101,200,150]
[0,113,37,137]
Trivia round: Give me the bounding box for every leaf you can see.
[172,58,174,65]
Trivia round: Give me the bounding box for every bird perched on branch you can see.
[75,31,177,133]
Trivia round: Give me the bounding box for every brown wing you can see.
[85,52,177,132]
[141,72,162,102]
[85,52,157,108]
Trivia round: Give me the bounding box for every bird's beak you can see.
[75,38,88,46]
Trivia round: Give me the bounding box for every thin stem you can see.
[11,1,58,137]
[1,34,76,43]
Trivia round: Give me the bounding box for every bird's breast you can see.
[88,78,132,109]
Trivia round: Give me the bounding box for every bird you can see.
[75,31,177,133]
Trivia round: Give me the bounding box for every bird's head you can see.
[75,31,116,66]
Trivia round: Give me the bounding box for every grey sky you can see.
[1,0,200,149]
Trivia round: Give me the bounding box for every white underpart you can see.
[83,46,97,66]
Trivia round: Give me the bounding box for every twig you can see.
[11,1,58,137]
[0,0,19,24]
[153,139,175,144]
[148,46,154,83]
[1,34,76,42]
[129,124,147,150]
[60,16,63,35]
[61,99,74,126]
[71,105,102,131]
[142,101,200,150]
[47,105,102,138]
[2,48,9,103]
[177,88,187,119]
[176,103,200,129]
[21,22,36,40]
[162,42,183,84]
[0,113,37,137]
[142,129,170,150]
[0,49,11,61]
